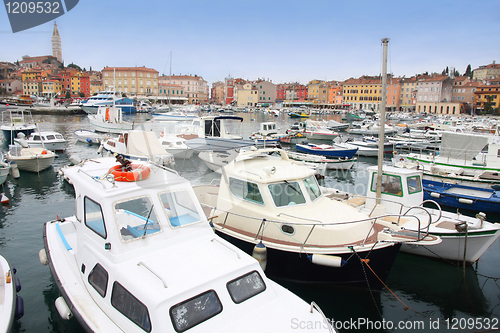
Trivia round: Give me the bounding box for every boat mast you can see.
[168,51,172,111]
[376,38,389,202]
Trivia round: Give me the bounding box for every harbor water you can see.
[2,112,499,333]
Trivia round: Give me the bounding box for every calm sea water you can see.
[2,111,499,333]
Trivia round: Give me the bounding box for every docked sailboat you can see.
[42,156,333,332]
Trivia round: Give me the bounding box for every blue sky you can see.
[1,0,499,86]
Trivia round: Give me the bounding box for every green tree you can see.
[484,95,494,114]
[464,64,472,78]
[67,63,82,71]
[65,91,71,99]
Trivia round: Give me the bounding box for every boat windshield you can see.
[114,195,161,241]
[158,189,202,227]
[268,181,306,207]
[303,175,322,201]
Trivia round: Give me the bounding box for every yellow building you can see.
[474,83,500,113]
[102,66,158,96]
[236,83,258,107]
[23,80,41,95]
[400,77,418,111]
[42,79,62,96]
[473,62,500,81]
[342,77,382,111]
[307,80,323,102]
[21,69,41,82]
[71,72,82,94]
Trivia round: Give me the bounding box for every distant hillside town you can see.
[1,22,499,115]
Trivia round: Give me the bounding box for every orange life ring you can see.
[105,108,110,121]
[109,164,151,182]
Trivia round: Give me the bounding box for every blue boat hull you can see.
[423,180,500,214]
[296,144,358,159]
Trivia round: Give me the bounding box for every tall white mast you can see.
[376,38,389,202]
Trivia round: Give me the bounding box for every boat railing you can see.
[201,203,430,249]
[342,194,436,231]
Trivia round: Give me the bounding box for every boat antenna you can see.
[376,38,389,203]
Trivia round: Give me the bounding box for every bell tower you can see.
[51,21,62,63]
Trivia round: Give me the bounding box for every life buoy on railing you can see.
[108,164,151,182]
[105,108,110,121]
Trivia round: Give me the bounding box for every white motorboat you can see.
[0,109,37,143]
[0,255,24,332]
[98,131,175,166]
[286,151,357,170]
[151,111,198,121]
[42,156,333,332]
[301,120,340,140]
[347,121,398,136]
[343,165,500,263]
[402,132,500,177]
[81,90,134,114]
[5,146,56,172]
[88,105,135,134]
[14,131,67,152]
[248,122,284,145]
[158,130,194,159]
[0,157,11,185]
[172,115,244,140]
[193,147,441,288]
[74,129,106,145]
[198,149,240,174]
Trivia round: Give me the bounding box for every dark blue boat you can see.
[422,179,500,214]
[296,143,358,158]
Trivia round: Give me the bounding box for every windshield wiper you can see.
[283,180,301,195]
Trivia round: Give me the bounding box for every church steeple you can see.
[51,21,62,63]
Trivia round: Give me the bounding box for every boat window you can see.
[114,196,161,241]
[281,224,295,235]
[407,175,422,194]
[46,135,56,140]
[229,178,264,204]
[111,282,151,332]
[159,190,201,227]
[227,271,266,304]
[88,263,108,297]
[268,181,306,207]
[370,173,403,197]
[33,135,41,141]
[303,175,322,201]
[84,197,107,238]
[170,290,222,332]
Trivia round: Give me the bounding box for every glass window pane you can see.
[229,178,264,204]
[170,290,222,332]
[111,282,151,332]
[159,190,201,227]
[303,175,321,201]
[371,173,403,196]
[88,263,108,297]
[268,181,306,207]
[85,197,107,238]
[407,176,422,194]
[114,196,160,240]
[227,271,266,304]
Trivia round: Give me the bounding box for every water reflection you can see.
[43,280,86,333]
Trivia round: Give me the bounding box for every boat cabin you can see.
[365,165,424,213]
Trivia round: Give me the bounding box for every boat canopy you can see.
[125,131,169,156]
[440,132,491,159]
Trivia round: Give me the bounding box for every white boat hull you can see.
[88,116,134,134]
[6,148,56,172]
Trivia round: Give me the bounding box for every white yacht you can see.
[42,156,334,332]
[81,91,135,114]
